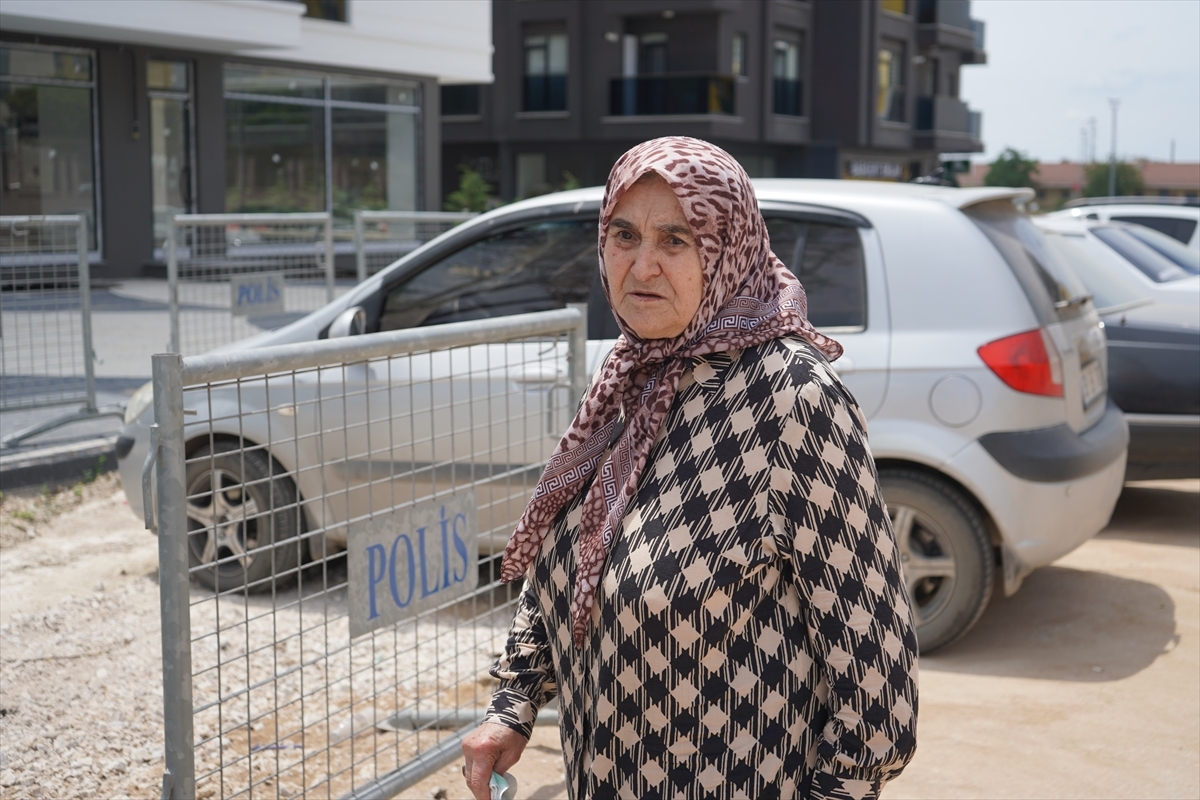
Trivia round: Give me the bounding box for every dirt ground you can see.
[0,478,1195,799]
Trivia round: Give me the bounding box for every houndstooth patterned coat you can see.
[483,336,918,799]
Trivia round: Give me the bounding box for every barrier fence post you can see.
[324,213,335,302]
[152,352,195,799]
[568,303,588,405]
[354,210,367,284]
[167,216,180,353]
[77,215,98,414]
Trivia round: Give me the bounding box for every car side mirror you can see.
[328,306,366,338]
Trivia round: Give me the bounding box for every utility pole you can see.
[1108,98,1120,196]
[1089,117,1097,163]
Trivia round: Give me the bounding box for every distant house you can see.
[959,159,1200,211]
[0,0,492,279]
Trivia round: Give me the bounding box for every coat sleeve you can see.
[767,354,919,799]
[481,579,559,739]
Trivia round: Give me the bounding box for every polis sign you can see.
[347,491,478,638]
[230,272,286,317]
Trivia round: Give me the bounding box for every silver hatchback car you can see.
[117,181,1128,651]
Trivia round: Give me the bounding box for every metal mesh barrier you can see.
[168,213,337,356]
[0,215,93,413]
[151,307,587,799]
[353,211,476,282]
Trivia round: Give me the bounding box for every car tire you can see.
[879,469,994,653]
[184,442,300,592]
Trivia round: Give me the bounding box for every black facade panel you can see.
[811,0,866,146]
[97,47,153,277]
[193,54,225,215]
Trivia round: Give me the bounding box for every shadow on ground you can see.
[921,565,1177,682]
[921,482,1195,682]
[1101,482,1199,547]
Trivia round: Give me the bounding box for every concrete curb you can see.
[0,436,118,491]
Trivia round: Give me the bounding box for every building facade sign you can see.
[844,158,908,181]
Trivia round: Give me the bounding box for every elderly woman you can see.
[463,137,918,800]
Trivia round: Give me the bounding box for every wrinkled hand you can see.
[461,721,527,800]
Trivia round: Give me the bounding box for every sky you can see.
[960,0,1200,164]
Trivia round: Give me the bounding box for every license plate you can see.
[1080,359,1105,409]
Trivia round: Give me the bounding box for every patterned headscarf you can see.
[501,137,843,645]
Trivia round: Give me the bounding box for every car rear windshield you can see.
[1116,223,1200,275]
[964,200,1091,324]
[1109,214,1198,245]
[1041,231,1145,312]
[1091,225,1196,282]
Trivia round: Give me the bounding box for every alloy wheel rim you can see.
[890,503,958,625]
[186,466,261,574]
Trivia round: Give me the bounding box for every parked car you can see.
[1036,216,1199,479]
[117,181,1128,651]
[1047,197,1200,253]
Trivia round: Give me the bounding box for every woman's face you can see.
[603,174,704,341]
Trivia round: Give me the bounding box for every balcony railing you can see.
[772,78,804,117]
[969,18,986,52]
[917,0,972,30]
[967,110,982,140]
[608,74,735,117]
[916,95,981,141]
[523,74,567,113]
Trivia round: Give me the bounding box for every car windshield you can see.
[1041,231,1146,312]
[1118,223,1200,275]
[1091,225,1194,282]
[965,200,1091,324]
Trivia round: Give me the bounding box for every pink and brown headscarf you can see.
[501,137,843,645]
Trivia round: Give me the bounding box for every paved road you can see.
[400,480,1200,800]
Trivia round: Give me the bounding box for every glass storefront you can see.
[224,65,421,224]
[148,59,194,245]
[0,44,99,249]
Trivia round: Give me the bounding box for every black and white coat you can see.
[483,336,919,800]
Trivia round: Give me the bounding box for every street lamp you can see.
[1108,98,1120,196]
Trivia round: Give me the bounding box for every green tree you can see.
[1083,161,1144,197]
[443,165,495,212]
[561,170,581,191]
[984,147,1040,189]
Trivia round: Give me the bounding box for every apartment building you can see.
[0,0,491,278]
[441,0,986,202]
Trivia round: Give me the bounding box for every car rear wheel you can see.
[880,469,994,653]
[185,442,300,592]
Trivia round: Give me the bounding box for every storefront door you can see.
[147,60,193,248]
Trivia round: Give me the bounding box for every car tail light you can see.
[977,328,1064,397]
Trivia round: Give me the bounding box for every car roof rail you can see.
[1063,196,1200,209]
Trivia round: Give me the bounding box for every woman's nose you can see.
[629,246,661,281]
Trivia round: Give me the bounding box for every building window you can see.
[731,33,746,77]
[877,38,907,122]
[224,65,420,223]
[298,0,347,22]
[0,44,99,250]
[772,36,804,116]
[523,28,567,112]
[441,84,481,117]
[638,33,668,75]
[881,0,909,15]
[148,60,194,246]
